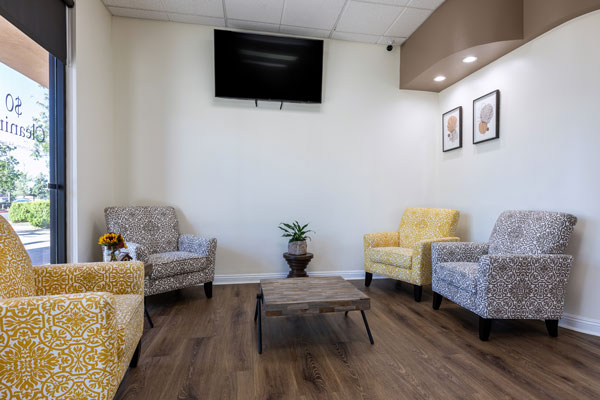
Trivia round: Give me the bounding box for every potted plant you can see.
[98,232,127,261]
[278,221,314,255]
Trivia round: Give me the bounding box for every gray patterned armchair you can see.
[431,210,577,341]
[104,206,216,302]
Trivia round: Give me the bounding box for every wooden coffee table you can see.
[253,276,373,354]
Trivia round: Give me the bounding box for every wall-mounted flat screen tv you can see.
[214,30,323,103]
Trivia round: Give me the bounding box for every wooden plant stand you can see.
[283,252,314,278]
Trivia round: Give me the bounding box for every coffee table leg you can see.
[344,311,349,317]
[360,310,374,345]
[254,299,258,322]
[256,293,263,354]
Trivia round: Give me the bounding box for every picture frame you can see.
[473,90,500,144]
[442,106,462,152]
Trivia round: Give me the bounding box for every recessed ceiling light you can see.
[434,75,446,82]
[462,56,478,63]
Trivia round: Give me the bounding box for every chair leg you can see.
[144,308,154,329]
[365,272,373,287]
[204,281,213,298]
[129,340,141,368]
[479,317,492,341]
[144,298,154,329]
[413,285,423,302]
[545,319,559,337]
[432,292,443,310]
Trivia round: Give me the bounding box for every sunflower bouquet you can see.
[98,232,127,261]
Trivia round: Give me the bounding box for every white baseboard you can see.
[214,272,287,284]
[560,313,600,336]
[214,270,382,285]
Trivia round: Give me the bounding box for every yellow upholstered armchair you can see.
[0,217,144,400]
[364,207,460,301]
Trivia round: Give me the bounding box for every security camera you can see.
[386,41,394,52]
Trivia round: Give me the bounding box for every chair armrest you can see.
[476,254,573,319]
[414,237,460,256]
[33,261,144,296]
[126,242,149,263]
[363,232,399,250]
[178,234,217,260]
[432,242,489,264]
[0,292,119,398]
[412,237,460,284]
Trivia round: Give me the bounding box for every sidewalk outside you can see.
[1,212,49,265]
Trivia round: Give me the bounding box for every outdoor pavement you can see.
[1,213,50,265]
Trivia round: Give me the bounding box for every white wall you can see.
[436,11,600,327]
[111,18,439,276]
[70,0,115,262]
[69,7,600,333]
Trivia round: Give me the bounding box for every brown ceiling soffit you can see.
[0,16,49,88]
[400,0,600,92]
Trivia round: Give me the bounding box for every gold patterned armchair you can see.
[0,217,144,400]
[364,207,460,301]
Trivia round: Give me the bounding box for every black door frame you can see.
[48,54,66,264]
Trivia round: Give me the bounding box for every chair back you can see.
[105,206,179,255]
[488,210,577,255]
[398,207,460,248]
[0,216,35,298]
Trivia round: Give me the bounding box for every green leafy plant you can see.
[278,221,314,243]
[8,202,30,223]
[27,200,50,228]
[8,200,50,228]
[0,144,23,201]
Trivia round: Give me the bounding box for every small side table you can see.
[283,252,314,278]
[143,263,153,328]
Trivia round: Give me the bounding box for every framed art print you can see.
[442,106,462,152]
[473,90,500,144]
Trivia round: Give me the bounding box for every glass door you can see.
[0,15,66,264]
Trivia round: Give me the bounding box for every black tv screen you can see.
[214,30,323,103]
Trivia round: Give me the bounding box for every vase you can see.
[288,240,307,255]
[102,246,120,262]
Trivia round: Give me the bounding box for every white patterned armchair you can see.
[431,210,577,341]
[105,206,216,299]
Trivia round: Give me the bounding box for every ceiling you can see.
[103,0,444,46]
[400,0,600,91]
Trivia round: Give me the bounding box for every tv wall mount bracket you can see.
[255,99,284,110]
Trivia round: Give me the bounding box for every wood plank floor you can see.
[115,279,600,400]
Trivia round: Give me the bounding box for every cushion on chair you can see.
[148,251,209,279]
[0,216,35,298]
[114,294,143,362]
[488,210,577,255]
[105,206,180,255]
[435,262,478,294]
[366,247,413,269]
[398,208,460,248]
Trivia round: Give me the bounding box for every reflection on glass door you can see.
[0,62,50,264]
[0,15,55,264]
